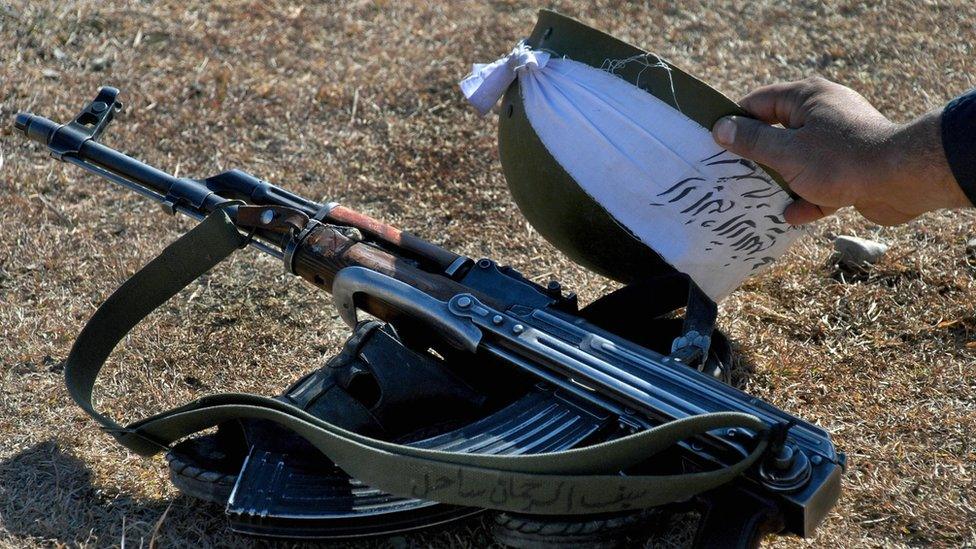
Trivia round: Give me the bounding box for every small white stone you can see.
[833,235,888,267]
[966,238,976,256]
[90,57,111,71]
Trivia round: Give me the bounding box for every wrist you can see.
[883,111,971,210]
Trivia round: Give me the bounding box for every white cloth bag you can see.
[461,44,798,301]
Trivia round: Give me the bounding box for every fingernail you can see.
[713,116,737,146]
[782,205,798,226]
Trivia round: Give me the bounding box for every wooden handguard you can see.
[326,205,462,271]
[291,223,494,320]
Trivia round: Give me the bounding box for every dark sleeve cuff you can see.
[941,89,976,206]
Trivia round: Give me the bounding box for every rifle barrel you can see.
[16,112,285,258]
[15,111,465,274]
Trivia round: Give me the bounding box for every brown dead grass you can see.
[2,0,975,547]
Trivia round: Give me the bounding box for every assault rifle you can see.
[15,87,843,547]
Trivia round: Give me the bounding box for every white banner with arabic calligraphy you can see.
[461,45,798,301]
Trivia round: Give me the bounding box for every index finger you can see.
[739,79,822,129]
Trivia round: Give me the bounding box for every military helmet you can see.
[490,10,795,300]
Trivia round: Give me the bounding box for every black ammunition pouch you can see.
[282,320,485,440]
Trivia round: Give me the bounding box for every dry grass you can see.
[1,0,975,547]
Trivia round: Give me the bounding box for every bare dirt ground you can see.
[2,1,975,547]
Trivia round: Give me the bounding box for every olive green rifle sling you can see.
[64,210,769,515]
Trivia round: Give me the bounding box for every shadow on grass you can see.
[728,340,759,390]
[0,440,235,547]
[0,441,494,548]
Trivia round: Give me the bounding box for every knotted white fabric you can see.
[460,45,798,300]
[460,42,551,115]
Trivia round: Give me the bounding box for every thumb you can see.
[784,198,838,225]
[711,116,795,170]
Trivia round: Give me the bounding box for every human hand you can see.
[711,77,971,225]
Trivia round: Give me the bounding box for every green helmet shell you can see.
[497,10,786,286]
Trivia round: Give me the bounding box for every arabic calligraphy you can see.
[649,150,794,270]
[410,468,654,513]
